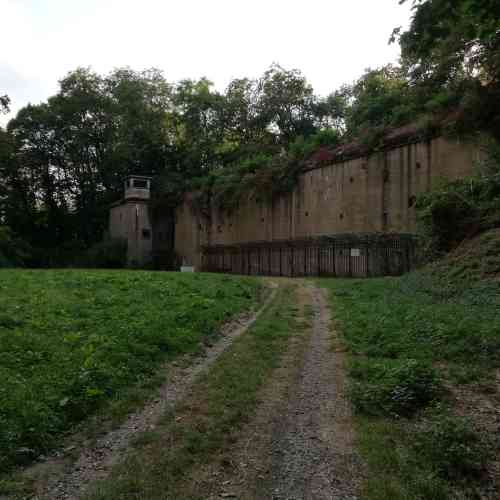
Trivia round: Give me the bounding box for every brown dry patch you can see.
[448,370,500,499]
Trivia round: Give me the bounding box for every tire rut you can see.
[32,286,278,500]
[198,282,363,500]
[266,284,362,500]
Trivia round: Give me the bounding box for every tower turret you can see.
[124,175,152,201]
[109,175,153,266]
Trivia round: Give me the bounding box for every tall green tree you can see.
[2,64,349,262]
[394,0,500,140]
[341,65,416,141]
[5,67,176,252]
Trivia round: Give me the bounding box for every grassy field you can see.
[0,269,262,473]
[85,284,303,500]
[321,267,500,499]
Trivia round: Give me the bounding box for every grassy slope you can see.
[0,270,262,473]
[85,284,303,500]
[321,233,500,499]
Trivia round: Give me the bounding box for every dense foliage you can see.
[0,66,344,263]
[396,0,500,141]
[416,141,500,255]
[0,226,31,268]
[0,95,9,114]
[0,270,262,472]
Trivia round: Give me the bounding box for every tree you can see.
[5,67,176,253]
[394,0,500,140]
[341,65,417,141]
[2,64,348,262]
[0,94,9,114]
[257,64,318,144]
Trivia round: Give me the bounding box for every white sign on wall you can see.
[350,248,361,257]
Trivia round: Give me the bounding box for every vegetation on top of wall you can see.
[416,140,500,257]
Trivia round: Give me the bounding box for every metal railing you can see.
[201,233,417,277]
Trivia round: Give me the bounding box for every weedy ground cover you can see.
[85,285,302,500]
[0,269,262,473]
[321,271,499,499]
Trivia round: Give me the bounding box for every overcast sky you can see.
[1,0,413,126]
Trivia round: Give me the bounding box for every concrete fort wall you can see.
[175,136,482,270]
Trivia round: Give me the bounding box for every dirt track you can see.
[198,281,363,500]
[21,280,362,500]
[265,284,362,499]
[31,286,277,500]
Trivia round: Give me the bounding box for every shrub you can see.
[0,227,31,268]
[350,359,442,417]
[78,238,128,268]
[416,143,500,257]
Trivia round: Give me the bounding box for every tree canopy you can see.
[0,95,9,115]
[395,0,500,140]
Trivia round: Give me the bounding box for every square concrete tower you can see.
[109,176,153,266]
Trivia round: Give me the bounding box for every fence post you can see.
[348,245,352,277]
[317,246,321,276]
[405,241,410,273]
[332,241,336,277]
[365,242,370,277]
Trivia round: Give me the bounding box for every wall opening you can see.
[383,212,389,228]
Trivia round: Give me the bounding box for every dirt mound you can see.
[429,228,500,282]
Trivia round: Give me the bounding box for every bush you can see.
[78,238,128,268]
[0,227,31,268]
[412,409,489,480]
[416,143,500,257]
[350,359,442,417]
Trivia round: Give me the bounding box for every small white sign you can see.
[181,266,195,273]
[350,248,360,257]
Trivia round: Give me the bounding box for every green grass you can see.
[0,269,262,473]
[85,285,303,500]
[321,272,499,499]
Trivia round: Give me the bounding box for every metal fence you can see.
[201,234,417,278]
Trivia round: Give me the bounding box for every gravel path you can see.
[196,282,363,500]
[266,284,362,500]
[34,286,277,500]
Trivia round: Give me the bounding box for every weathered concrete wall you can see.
[174,203,200,269]
[174,136,482,267]
[109,200,153,265]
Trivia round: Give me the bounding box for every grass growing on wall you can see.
[321,270,499,499]
[0,269,262,473]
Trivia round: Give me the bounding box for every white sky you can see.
[0,0,413,126]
